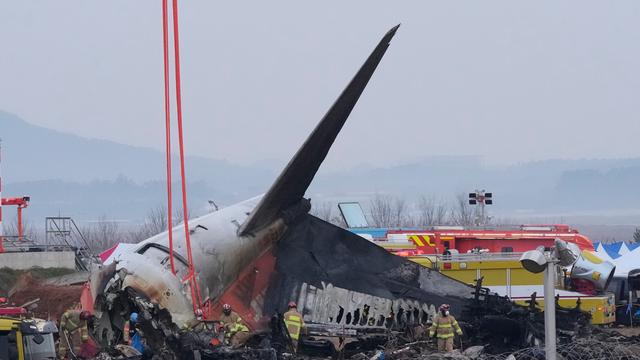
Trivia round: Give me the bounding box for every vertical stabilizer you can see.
[240,25,400,235]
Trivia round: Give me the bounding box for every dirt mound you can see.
[9,272,84,321]
[0,267,76,296]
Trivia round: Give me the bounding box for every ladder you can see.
[45,217,95,271]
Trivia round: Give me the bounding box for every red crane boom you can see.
[0,196,30,247]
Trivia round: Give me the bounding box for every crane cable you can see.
[161,0,175,276]
[161,0,202,311]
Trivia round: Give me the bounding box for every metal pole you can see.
[630,290,634,327]
[544,260,557,360]
[17,206,22,241]
[0,140,4,253]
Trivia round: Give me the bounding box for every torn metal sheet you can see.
[294,281,436,328]
[265,214,473,319]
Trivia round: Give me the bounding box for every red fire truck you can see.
[361,224,594,256]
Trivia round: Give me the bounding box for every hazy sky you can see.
[2,1,639,170]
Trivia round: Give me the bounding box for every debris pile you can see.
[8,272,84,319]
[482,336,640,360]
[457,278,592,353]
[350,335,640,360]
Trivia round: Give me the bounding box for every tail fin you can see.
[240,25,400,235]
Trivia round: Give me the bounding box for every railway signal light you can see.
[468,190,492,206]
[468,190,492,225]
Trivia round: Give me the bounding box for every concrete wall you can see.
[0,251,76,270]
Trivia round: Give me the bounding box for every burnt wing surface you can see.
[240,25,400,235]
[266,214,471,315]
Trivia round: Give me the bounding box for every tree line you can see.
[16,191,636,253]
[311,193,488,228]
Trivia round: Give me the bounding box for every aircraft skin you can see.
[94,25,402,331]
[99,196,277,326]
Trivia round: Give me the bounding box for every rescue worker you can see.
[283,301,305,352]
[219,304,250,348]
[429,304,462,353]
[219,304,241,332]
[58,310,92,360]
[179,309,213,360]
[227,317,250,348]
[184,309,207,332]
[125,312,152,358]
[123,312,138,345]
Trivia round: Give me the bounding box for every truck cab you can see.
[0,317,57,360]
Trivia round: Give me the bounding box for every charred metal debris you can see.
[85,275,633,360]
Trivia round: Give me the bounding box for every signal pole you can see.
[468,189,493,226]
[0,140,3,253]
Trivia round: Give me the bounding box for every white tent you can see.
[609,245,640,277]
[618,242,631,256]
[101,243,137,265]
[594,243,614,262]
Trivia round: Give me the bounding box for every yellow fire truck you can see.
[406,252,616,325]
[0,317,57,360]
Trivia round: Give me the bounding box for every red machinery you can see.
[0,297,27,317]
[0,196,30,251]
[376,224,595,256]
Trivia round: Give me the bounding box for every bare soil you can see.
[7,272,84,321]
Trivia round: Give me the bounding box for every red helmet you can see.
[439,304,450,312]
[222,304,231,311]
[288,301,297,309]
[79,311,93,320]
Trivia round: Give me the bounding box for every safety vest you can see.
[284,309,303,340]
[220,312,241,330]
[60,310,89,341]
[429,315,462,339]
[226,319,249,338]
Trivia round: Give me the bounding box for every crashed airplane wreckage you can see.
[88,24,471,354]
[87,26,596,358]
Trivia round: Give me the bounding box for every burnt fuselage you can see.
[95,196,288,327]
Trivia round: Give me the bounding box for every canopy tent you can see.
[594,243,614,262]
[602,242,623,259]
[618,242,631,256]
[99,243,136,265]
[610,247,640,277]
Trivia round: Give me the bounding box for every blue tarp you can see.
[131,333,144,353]
[602,243,622,259]
[600,242,640,258]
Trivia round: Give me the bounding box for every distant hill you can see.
[2,110,640,226]
[310,156,640,215]
[0,111,275,215]
[0,110,274,185]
